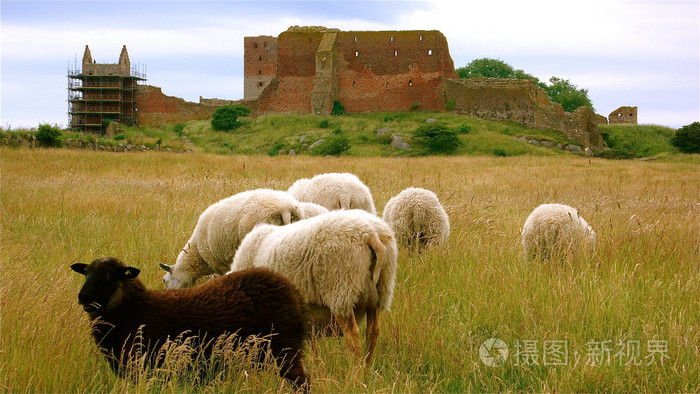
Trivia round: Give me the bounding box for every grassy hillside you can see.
[2,149,699,393]
[165,111,579,157]
[599,124,678,158]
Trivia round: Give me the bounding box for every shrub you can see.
[211,105,251,131]
[331,100,345,116]
[457,123,472,135]
[311,135,350,156]
[493,148,507,157]
[267,140,286,157]
[173,123,186,136]
[332,127,343,135]
[411,122,461,154]
[596,149,635,160]
[671,122,700,153]
[445,99,456,111]
[114,134,126,141]
[35,124,62,147]
[319,119,331,128]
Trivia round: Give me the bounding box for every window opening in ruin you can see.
[259,70,262,75]
[353,80,356,87]
[411,63,416,69]
[258,82,263,87]
[264,42,267,47]
[254,43,258,48]
[386,83,389,89]
[409,80,412,86]
[354,36,357,42]
[394,50,398,56]
[259,55,262,61]
[355,51,359,57]
[390,36,394,42]
[419,35,423,41]
[428,49,432,55]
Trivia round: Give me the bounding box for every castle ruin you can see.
[85,27,611,148]
[67,45,146,133]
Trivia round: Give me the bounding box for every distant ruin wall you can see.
[444,78,604,148]
[135,85,238,127]
[609,106,638,124]
[249,27,458,115]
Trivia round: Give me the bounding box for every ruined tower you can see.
[244,26,458,115]
[68,45,146,133]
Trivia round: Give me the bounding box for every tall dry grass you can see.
[1,148,698,392]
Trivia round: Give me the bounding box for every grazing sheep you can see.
[160,189,303,288]
[71,257,309,389]
[229,209,397,365]
[382,187,450,248]
[298,202,330,219]
[521,203,596,259]
[288,173,377,215]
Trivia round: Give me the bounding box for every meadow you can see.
[1,147,698,393]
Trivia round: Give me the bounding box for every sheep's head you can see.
[71,257,140,315]
[159,258,195,289]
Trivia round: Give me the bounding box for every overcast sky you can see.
[1,0,698,129]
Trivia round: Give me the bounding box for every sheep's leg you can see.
[282,357,309,394]
[335,313,362,360]
[364,309,380,365]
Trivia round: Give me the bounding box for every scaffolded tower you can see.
[67,45,146,133]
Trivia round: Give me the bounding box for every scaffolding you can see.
[67,61,146,134]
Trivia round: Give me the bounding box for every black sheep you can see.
[71,257,309,389]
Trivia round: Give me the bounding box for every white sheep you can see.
[298,201,330,218]
[382,187,450,248]
[287,172,377,214]
[521,203,596,260]
[159,189,303,288]
[228,209,397,365]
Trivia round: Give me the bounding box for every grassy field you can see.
[1,148,698,393]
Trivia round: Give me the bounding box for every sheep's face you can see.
[159,261,193,289]
[71,257,140,315]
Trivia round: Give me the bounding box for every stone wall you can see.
[135,85,237,126]
[247,27,458,115]
[444,78,604,148]
[609,106,638,124]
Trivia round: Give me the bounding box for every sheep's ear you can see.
[121,267,140,279]
[158,262,172,273]
[71,263,88,275]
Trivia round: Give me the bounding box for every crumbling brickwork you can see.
[246,26,457,115]
[135,85,237,126]
[608,106,637,124]
[444,78,604,148]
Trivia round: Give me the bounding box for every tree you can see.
[36,124,62,147]
[457,58,538,82]
[671,122,700,153]
[411,122,461,154]
[542,77,594,112]
[211,105,251,131]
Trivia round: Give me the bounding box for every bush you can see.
[411,122,461,154]
[331,100,345,116]
[332,127,343,135]
[173,123,186,136]
[211,105,251,131]
[493,148,507,157]
[445,99,456,111]
[35,124,62,147]
[267,140,286,157]
[319,119,331,128]
[311,135,350,156]
[457,123,472,135]
[671,122,700,153]
[595,149,635,160]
